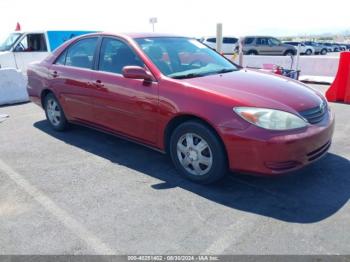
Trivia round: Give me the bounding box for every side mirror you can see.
[122,66,154,81]
[14,45,24,52]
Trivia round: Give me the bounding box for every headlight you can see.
[234,107,307,130]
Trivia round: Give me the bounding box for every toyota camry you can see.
[27,33,335,184]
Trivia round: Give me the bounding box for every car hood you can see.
[182,69,324,113]
[284,44,297,49]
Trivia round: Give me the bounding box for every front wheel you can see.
[169,121,227,184]
[305,49,312,55]
[44,93,68,131]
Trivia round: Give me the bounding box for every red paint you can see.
[15,22,21,31]
[326,52,350,103]
[27,33,335,175]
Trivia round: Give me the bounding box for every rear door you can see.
[48,37,98,122]
[222,37,237,54]
[89,37,159,144]
[256,37,271,55]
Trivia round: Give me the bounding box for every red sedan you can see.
[27,33,335,184]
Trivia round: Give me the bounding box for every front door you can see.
[89,37,159,144]
[267,37,285,55]
[13,33,50,72]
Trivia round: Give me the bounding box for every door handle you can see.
[51,71,58,78]
[94,80,104,88]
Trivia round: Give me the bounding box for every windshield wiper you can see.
[171,68,236,79]
[215,68,236,74]
[171,73,205,79]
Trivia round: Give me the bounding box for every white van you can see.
[200,36,239,54]
[0,30,95,73]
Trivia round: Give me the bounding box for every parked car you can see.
[345,44,350,51]
[323,43,339,52]
[200,36,238,54]
[335,43,347,51]
[303,41,328,55]
[283,42,314,55]
[242,36,296,56]
[27,33,334,184]
[0,30,95,72]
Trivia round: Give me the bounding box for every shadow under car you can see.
[34,120,350,224]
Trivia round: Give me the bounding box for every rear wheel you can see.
[247,50,258,55]
[44,93,68,131]
[169,121,227,184]
[284,50,295,56]
[320,49,327,55]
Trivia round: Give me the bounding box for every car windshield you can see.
[135,37,238,79]
[0,33,22,51]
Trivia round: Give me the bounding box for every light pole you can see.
[216,23,223,54]
[149,17,158,32]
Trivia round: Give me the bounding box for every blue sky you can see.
[0,0,349,40]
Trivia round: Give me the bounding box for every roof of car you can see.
[243,36,276,38]
[79,32,187,39]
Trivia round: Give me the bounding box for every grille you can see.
[307,140,331,161]
[265,161,301,171]
[299,102,327,124]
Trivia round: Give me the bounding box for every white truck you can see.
[0,30,95,105]
[0,30,95,73]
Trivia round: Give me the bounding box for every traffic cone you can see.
[326,52,350,103]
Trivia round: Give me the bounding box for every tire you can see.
[284,50,295,56]
[320,49,327,55]
[247,50,258,55]
[44,93,68,131]
[305,49,312,55]
[169,121,227,184]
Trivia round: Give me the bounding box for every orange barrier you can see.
[326,52,350,103]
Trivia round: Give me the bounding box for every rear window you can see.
[256,38,269,45]
[56,37,98,69]
[223,37,238,44]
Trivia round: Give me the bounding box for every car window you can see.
[98,38,144,74]
[268,38,281,46]
[223,37,238,44]
[256,38,269,45]
[55,50,67,65]
[244,37,255,45]
[207,38,216,43]
[14,33,47,52]
[136,37,238,78]
[0,33,22,51]
[64,38,98,69]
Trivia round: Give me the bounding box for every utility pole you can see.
[216,23,223,54]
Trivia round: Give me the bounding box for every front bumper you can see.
[219,111,335,175]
